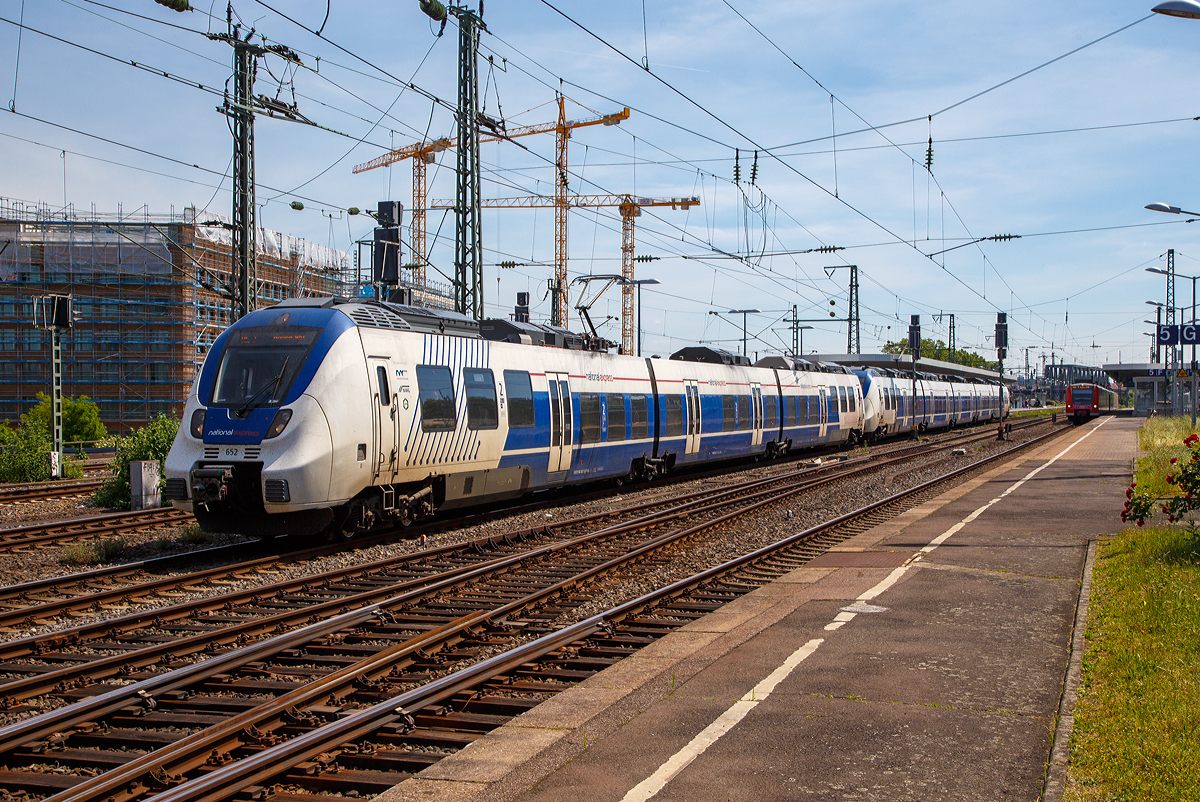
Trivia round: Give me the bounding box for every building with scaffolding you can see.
[0,200,354,433]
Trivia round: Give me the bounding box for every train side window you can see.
[376,366,390,407]
[417,365,456,431]
[849,387,857,413]
[580,393,601,443]
[630,394,649,439]
[503,370,535,428]
[838,386,848,413]
[606,393,627,442]
[464,368,498,430]
[763,395,777,429]
[739,395,751,430]
[722,395,736,432]
[664,394,684,436]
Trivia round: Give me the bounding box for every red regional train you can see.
[1065,383,1117,424]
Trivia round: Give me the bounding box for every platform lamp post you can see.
[797,325,813,359]
[728,309,761,358]
[1149,264,1200,426]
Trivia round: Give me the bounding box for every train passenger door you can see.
[547,372,573,475]
[370,359,398,483]
[818,387,829,439]
[750,383,764,446]
[684,379,701,455]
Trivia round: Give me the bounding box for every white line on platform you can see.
[620,419,1110,801]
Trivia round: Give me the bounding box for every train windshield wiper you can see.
[236,356,289,415]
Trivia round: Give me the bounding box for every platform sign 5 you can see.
[1183,324,1200,345]
[1158,324,1180,345]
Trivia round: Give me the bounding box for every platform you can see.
[378,417,1139,802]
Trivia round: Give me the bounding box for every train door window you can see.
[838,386,848,413]
[560,381,573,445]
[665,394,684,436]
[580,393,601,443]
[606,393,626,442]
[464,369,498,430]
[416,365,456,431]
[722,395,736,431]
[375,366,390,407]
[549,380,562,445]
[630,394,649,439]
[503,370,534,428]
[849,386,857,413]
[764,394,777,429]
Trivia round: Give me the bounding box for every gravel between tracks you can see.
[0,422,1054,648]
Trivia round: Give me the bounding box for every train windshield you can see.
[1071,387,1093,407]
[212,326,321,409]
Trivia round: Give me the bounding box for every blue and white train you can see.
[164,298,1006,539]
[854,367,1008,441]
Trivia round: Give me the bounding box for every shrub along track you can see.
[0,421,1069,802]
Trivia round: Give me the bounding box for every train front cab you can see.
[165,303,352,538]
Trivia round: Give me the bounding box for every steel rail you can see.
[0,507,192,550]
[0,479,104,504]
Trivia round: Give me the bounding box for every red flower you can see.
[1138,519,1145,526]
[1171,458,1178,464]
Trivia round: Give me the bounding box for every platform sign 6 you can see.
[1183,324,1200,345]
[1158,324,1180,345]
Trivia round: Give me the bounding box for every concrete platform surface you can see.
[377,417,1138,802]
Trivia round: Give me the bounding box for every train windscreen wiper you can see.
[235,356,289,415]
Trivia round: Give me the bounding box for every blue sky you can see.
[4,0,1200,371]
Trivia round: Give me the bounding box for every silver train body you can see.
[164,298,1006,538]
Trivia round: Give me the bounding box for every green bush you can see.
[93,415,180,509]
[0,416,84,482]
[25,392,107,444]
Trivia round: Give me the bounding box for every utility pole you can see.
[1168,249,1178,411]
[825,265,859,353]
[210,8,303,320]
[454,4,484,319]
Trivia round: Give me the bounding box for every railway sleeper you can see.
[284,767,407,795]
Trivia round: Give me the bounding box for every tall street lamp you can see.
[623,278,660,357]
[797,325,813,359]
[1152,0,1200,18]
[728,308,761,358]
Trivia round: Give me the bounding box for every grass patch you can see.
[1067,527,1200,802]
[61,537,125,566]
[178,524,211,545]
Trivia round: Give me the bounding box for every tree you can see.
[24,392,107,443]
[881,338,996,371]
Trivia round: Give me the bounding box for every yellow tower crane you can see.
[352,98,629,312]
[432,194,699,355]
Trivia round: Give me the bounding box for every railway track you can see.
[0,479,104,505]
[0,507,193,551]
[0,419,1068,802]
[0,417,1044,636]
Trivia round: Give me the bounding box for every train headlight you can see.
[264,408,293,439]
[190,408,206,439]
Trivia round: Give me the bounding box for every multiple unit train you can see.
[164,298,1009,539]
[1065,382,1117,423]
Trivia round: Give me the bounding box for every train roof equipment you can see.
[670,346,751,366]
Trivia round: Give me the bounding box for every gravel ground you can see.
[0,421,1057,647]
